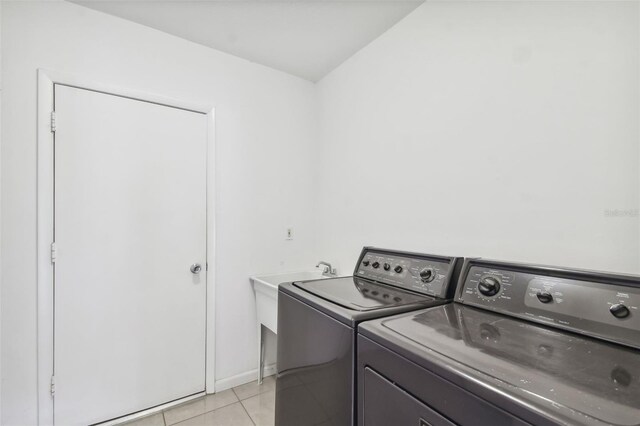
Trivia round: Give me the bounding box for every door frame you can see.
[36,69,217,425]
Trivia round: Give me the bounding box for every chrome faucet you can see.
[316,261,337,277]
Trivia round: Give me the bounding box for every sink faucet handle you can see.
[316,261,336,276]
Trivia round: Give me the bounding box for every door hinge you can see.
[50,111,57,133]
[50,375,56,397]
[50,242,57,264]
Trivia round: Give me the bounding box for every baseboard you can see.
[213,363,277,392]
[99,392,205,425]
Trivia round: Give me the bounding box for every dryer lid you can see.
[379,303,640,426]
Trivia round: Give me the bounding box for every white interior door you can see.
[53,85,208,425]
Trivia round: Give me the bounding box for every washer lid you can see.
[379,304,640,426]
[293,277,433,311]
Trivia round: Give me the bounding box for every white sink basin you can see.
[251,270,327,293]
[250,269,338,382]
[250,270,330,333]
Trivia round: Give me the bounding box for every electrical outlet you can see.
[286,228,293,240]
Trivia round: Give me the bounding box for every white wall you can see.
[316,1,640,275]
[1,1,318,424]
[0,0,3,422]
[3,0,640,423]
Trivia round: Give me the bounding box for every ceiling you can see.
[70,0,424,82]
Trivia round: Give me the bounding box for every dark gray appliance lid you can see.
[379,304,640,426]
[293,277,434,311]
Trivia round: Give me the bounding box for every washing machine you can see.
[275,247,463,426]
[357,258,640,426]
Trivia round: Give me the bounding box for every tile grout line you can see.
[126,382,271,425]
[239,399,257,426]
[162,393,241,426]
[240,387,277,426]
[232,379,275,425]
[231,387,241,400]
[235,377,275,402]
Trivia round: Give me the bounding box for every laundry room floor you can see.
[124,376,275,426]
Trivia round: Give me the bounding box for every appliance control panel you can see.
[355,247,460,299]
[456,259,640,349]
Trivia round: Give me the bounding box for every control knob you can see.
[383,263,391,271]
[611,366,632,387]
[394,265,403,273]
[371,261,380,269]
[610,304,630,319]
[536,291,553,304]
[478,276,501,297]
[419,268,435,283]
[362,260,370,267]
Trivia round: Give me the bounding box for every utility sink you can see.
[252,270,328,295]
[250,270,330,333]
[250,269,338,382]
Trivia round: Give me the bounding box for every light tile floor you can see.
[124,376,276,426]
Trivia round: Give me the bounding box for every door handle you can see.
[190,263,202,274]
